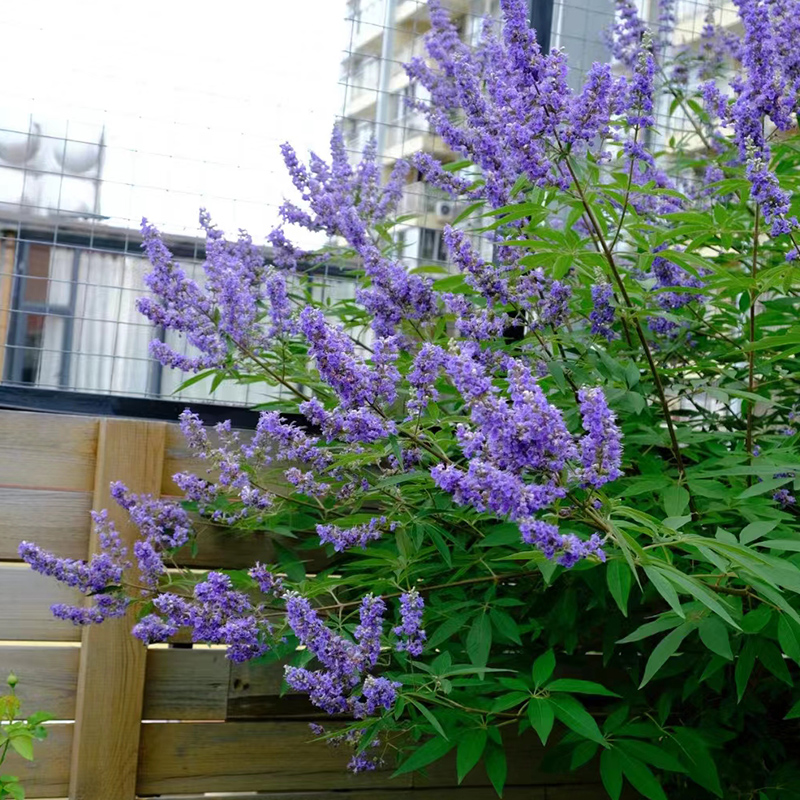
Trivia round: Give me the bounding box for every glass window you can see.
[419,228,449,263]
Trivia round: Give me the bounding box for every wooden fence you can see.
[0,409,608,800]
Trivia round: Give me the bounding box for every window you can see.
[419,228,449,263]
[347,0,362,32]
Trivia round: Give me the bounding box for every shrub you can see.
[20,0,800,796]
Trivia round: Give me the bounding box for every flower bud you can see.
[6,672,18,688]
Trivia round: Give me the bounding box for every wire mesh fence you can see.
[0,0,721,407]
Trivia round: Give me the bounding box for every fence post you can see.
[69,418,166,800]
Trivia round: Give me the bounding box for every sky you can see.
[0,0,348,245]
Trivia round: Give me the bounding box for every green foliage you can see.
[0,675,51,799]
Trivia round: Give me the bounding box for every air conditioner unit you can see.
[435,200,455,220]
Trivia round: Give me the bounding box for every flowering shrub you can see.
[18,0,800,796]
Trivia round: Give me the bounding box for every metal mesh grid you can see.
[0,0,722,408]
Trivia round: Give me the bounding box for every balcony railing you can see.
[348,59,381,101]
[398,181,462,218]
[386,113,430,148]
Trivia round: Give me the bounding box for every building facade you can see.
[338,0,616,270]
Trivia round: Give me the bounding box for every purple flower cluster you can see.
[137,212,297,373]
[283,592,397,718]
[590,283,617,340]
[316,516,397,552]
[301,397,395,445]
[279,126,437,336]
[520,519,605,568]
[308,724,384,774]
[110,482,194,585]
[648,252,706,311]
[18,510,131,625]
[774,488,796,507]
[300,307,399,408]
[406,0,631,207]
[702,0,800,243]
[429,350,620,565]
[175,408,338,523]
[393,590,426,656]
[575,388,624,489]
[132,572,270,662]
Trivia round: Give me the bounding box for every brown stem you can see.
[609,123,640,252]
[311,570,536,614]
[560,156,692,500]
[745,205,760,475]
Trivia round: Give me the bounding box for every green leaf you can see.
[24,712,54,726]
[408,699,448,740]
[672,727,723,797]
[545,679,620,697]
[427,613,473,649]
[456,729,487,783]
[8,735,33,761]
[527,698,555,745]
[617,615,682,643]
[735,638,758,702]
[607,560,633,616]
[392,736,455,777]
[741,606,772,634]
[643,565,685,618]
[698,616,733,660]
[778,614,800,664]
[550,694,607,746]
[490,609,522,645]
[466,613,492,672]
[532,650,555,688]
[757,640,793,685]
[600,749,623,800]
[617,739,687,773]
[4,781,24,800]
[786,699,800,719]
[737,476,793,499]
[757,539,800,553]
[640,622,694,687]
[617,751,668,800]
[740,520,779,544]
[484,743,507,798]
[654,565,738,628]
[663,485,690,517]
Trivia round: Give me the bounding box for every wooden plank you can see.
[0,487,92,560]
[0,410,98,491]
[143,648,229,720]
[0,645,79,719]
[227,659,321,720]
[137,721,414,794]
[13,722,72,799]
[545,786,608,799]
[171,518,331,573]
[417,733,597,789]
[0,566,83,642]
[70,418,166,800]
[152,789,546,800]
[161,423,211,495]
